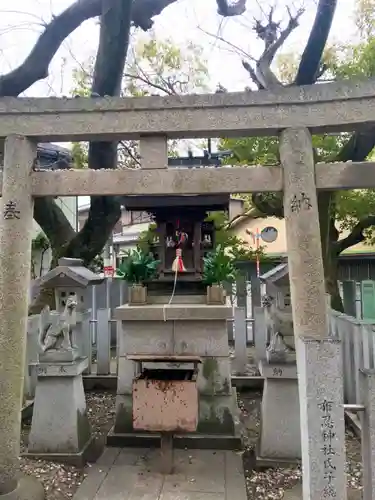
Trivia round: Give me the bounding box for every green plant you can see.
[116,247,160,284]
[202,244,238,287]
[31,232,50,278]
[138,223,158,253]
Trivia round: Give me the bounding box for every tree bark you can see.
[30,0,133,314]
[294,0,337,85]
[246,1,375,313]
[0,0,246,289]
[0,0,183,275]
[317,191,343,311]
[63,0,132,265]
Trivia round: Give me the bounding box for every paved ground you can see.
[73,447,247,500]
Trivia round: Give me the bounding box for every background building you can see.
[30,143,77,276]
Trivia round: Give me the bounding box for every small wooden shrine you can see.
[113,193,239,452]
[123,194,230,287]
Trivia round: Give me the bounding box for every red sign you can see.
[103,265,114,277]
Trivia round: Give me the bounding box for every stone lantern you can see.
[39,256,103,313]
[26,258,104,465]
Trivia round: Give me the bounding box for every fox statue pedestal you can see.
[26,296,91,465]
[26,352,92,466]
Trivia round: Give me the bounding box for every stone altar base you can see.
[108,389,242,449]
[25,357,92,466]
[256,360,301,468]
[109,301,242,450]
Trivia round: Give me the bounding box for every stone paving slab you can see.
[73,447,247,500]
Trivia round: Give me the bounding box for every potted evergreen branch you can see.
[202,245,237,305]
[116,247,160,305]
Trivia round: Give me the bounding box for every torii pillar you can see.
[281,128,347,500]
[0,135,44,498]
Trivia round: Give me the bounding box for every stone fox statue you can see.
[39,295,78,352]
[262,294,295,351]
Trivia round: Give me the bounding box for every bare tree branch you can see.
[336,215,375,254]
[295,0,338,85]
[132,0,177,29]
[33,198,75,249]
[119,141,141,166]
[200,28,256,61]
[0,0,102,96]
[216,0,247,17]
[336,128,375,162]
[255,7,304,89]
[125,71,175,94]
[254,7,279,49]
[315,63,328,80]
[241,60,264,89]
[63,0,132,264]
[330,126,375,254]
[251,192,284,217]
[0,0,180,97]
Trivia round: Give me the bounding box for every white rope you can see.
[163,266,178,322]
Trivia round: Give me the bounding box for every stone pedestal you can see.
[257,360,301,467]
[296,337,347,500]
[26,357,91,466]
[108,300,241,449]
[38,347,80,363]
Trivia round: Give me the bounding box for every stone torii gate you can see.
[0,80,375,499]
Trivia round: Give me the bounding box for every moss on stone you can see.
[222,377,230,395]
[77,409,91,450]
[202,358,230,395]
[202,357,218,380]
[114,402,134,433]
[197,398,235,435]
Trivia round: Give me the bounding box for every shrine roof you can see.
[259,263,289,286]
[122,194,230,211]
[39,257,104,289]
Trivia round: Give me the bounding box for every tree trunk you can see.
[318,191,343,312]
[325,252,342,312]
[29,0,132,314]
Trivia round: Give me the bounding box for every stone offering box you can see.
[130,355,200,433]
[129,354,201,474]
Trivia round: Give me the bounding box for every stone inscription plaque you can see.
[318,398,338,498]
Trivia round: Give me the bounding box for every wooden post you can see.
[234,306,247,374]
[281,128,346,500]
[0,136,44,498]
[160,432,174,474]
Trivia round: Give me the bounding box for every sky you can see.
[0,0,358,207]
[0,0,357,94]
